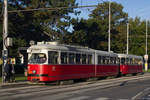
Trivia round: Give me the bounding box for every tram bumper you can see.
[28,74,49,82]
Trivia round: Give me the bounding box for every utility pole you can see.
[108,1,111,52]
[127,23,129,54]
[144,20,148,72]
[146,20,148,56]
[2,0,8,83]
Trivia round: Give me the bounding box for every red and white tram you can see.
[118,54,143,75]
[27,42,119,82]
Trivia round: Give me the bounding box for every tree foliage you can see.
[0,1,150,58]
[63,1,150,56]
[0,0,78,57]
[63,2,128,52]
[129,17,150,56]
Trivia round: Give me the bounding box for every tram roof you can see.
[95,50,118,57]
[28,44,93,52]
[118,54,143,59]
[27,43,117,56]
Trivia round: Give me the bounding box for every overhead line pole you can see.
[108,1,111,52]
[145,20,148,72]
[2,0,8,83]
[146,20,148,55]
[127,23,129,54]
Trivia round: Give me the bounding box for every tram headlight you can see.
[32,70,36,74]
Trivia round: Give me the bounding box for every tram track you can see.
[0,73,149,92]
[0,73,150,100]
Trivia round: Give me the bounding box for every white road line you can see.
[94,97,110,100]
[131,91,143,100]
[144,87,150,91]
[68,96,90,100]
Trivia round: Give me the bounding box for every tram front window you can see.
[28,53,47,64]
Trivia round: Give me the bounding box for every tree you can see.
[0,0,78,57]
[64,1,128,52]
[7,0,78,42]
[128,17,150,56]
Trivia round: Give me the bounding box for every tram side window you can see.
[76,54,81,64]
[69,53,75,64]
[110,57,113,64]
[133,58,135,64]
[138,59,143,65]
[126,58,129,65]
[135,58,138,64]
[133,58,135,65]
[48,51,58,64]
[114,57,117,64]
[87,55,92,64]
[130,58,132,64]
[134,58,137,64]
[98,56,101,64]
[129,58,132,64]
[61,52,68,64]
[137,59,141,65]
[82,54,87,64]
[121,58,125,65]
[105,56,110,64]
[102,56,105,64]
[118,58,120,65]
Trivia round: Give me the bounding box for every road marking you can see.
[68,96,90,100]
[144,87,150,91]
[94,97,110,100]
[131,92,143,100]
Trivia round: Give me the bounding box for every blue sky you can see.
[73,0,150,20]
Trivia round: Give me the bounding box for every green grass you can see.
[0,75,27,83]
[143,69,150,73]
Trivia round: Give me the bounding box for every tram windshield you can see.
[28,53,47,64]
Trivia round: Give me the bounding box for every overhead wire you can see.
[8,5,98,13]
[7,0,101,13]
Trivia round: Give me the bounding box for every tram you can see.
[118,54,143,75]
[27,42,119,82]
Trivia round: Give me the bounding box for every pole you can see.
[2,0,8,83]
[108,1,111,52]
[127,23,129,54]
[146,20,148,55]
[145,20,148,71]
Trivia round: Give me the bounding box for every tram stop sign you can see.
[144,55,148,60]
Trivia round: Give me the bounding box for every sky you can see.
[73,0,150,20]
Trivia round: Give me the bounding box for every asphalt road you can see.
[37,79,150,100]
[1,75,150,100]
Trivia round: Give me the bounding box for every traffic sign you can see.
[144,55,148,60]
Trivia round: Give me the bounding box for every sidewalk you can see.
[0,72,149,89]
[0,80,29,88]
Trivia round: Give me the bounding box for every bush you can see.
[14,64,26,74]
[0,64,26,76]
[0,65,1,76]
